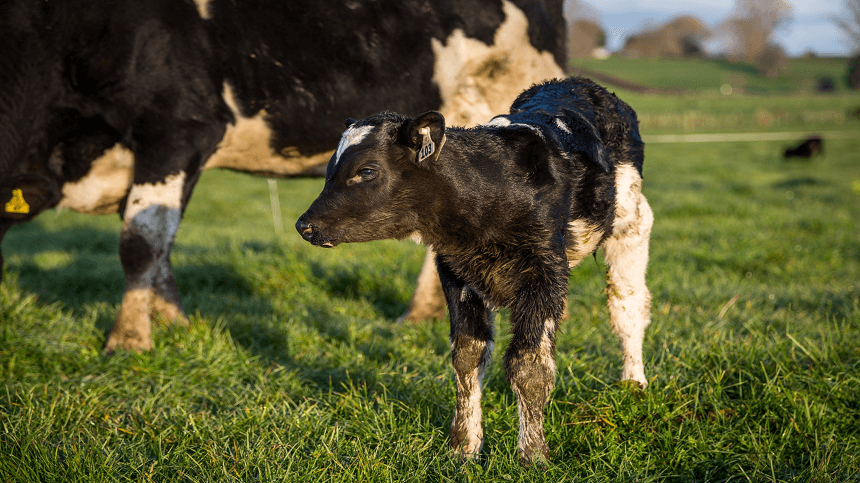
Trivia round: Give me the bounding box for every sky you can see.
[575,0,852,56]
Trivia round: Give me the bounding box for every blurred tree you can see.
[832,0,860,89]
[718,0,793,60]
[569,19,606,58]
[564,0,606,59]
[757,43,788,79]
[848,55,860,89]
[832,0,860,52]
[622,16,711,58]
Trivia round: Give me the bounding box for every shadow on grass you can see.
[3,223,284,347]
[308,260,410,320]
[3,222,443,397]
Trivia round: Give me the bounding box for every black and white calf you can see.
[297,77,653,463]
[0,0,565,351]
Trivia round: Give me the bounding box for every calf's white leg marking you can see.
[450,337,494,458]
[508,320,556,462]
[601,164,653,386]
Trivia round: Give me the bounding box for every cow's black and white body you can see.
[0,0,565,351]
[297,77,653,463]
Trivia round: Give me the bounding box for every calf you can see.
[297,77,653,463]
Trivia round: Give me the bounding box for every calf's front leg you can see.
[438,261,494,460]
[504,313,558,464]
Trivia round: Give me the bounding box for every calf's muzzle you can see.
[295,214,335,248]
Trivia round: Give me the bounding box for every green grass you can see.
[568,56,860,134]
[2,104,860,480]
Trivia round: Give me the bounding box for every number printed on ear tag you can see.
[417,127,435,163]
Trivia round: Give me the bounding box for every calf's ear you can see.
[403,111,446,164]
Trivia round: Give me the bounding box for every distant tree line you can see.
[565,0,791,78]
[566,0,860,88]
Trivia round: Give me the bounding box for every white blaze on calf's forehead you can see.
[333,124,375,166]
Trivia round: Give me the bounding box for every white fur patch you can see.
[124,172,185,222]
[429,0,565,128]
[333,125,374,166]
[192,0,212,19]
[600,167,653,388]
[566,219,603,268]
[484,116,511,127]
[57,144,134,215]
[613,164,644,233]
[204,82,335,177]
[555,118,571,133]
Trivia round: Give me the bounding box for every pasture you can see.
[2,86,860,480]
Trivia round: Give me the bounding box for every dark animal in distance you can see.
[297,77,653,464]
[784,136,824,159]
[0,0,565,352]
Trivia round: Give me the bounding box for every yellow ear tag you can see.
[5,189,30,214]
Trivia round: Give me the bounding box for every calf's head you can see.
[296,111,446,247]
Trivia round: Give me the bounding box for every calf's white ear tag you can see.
[417,127,436,163]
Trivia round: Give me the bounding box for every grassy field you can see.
[2,80,860,480]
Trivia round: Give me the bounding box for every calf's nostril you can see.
[295,218,314,237]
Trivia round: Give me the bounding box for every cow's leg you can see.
[104,172,187,352]
[601,188,653,387]
[438,259,494,460]
[503,258,567,464]
[150,170,201,323]
[398,247,447,322]
[103,118,224,353]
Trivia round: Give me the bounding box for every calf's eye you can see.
[359,168,377,181]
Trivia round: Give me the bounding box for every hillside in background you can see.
[569,56,852,94]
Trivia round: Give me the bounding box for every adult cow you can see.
[0,0,565,352]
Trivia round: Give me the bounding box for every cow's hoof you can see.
[103,332,152,355]
[151,295,188,326]
[103,321,152,355]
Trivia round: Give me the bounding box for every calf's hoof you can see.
[519,442,550,467]
[449,431,483,462]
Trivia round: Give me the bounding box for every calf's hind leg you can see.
[601,177,653,387]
